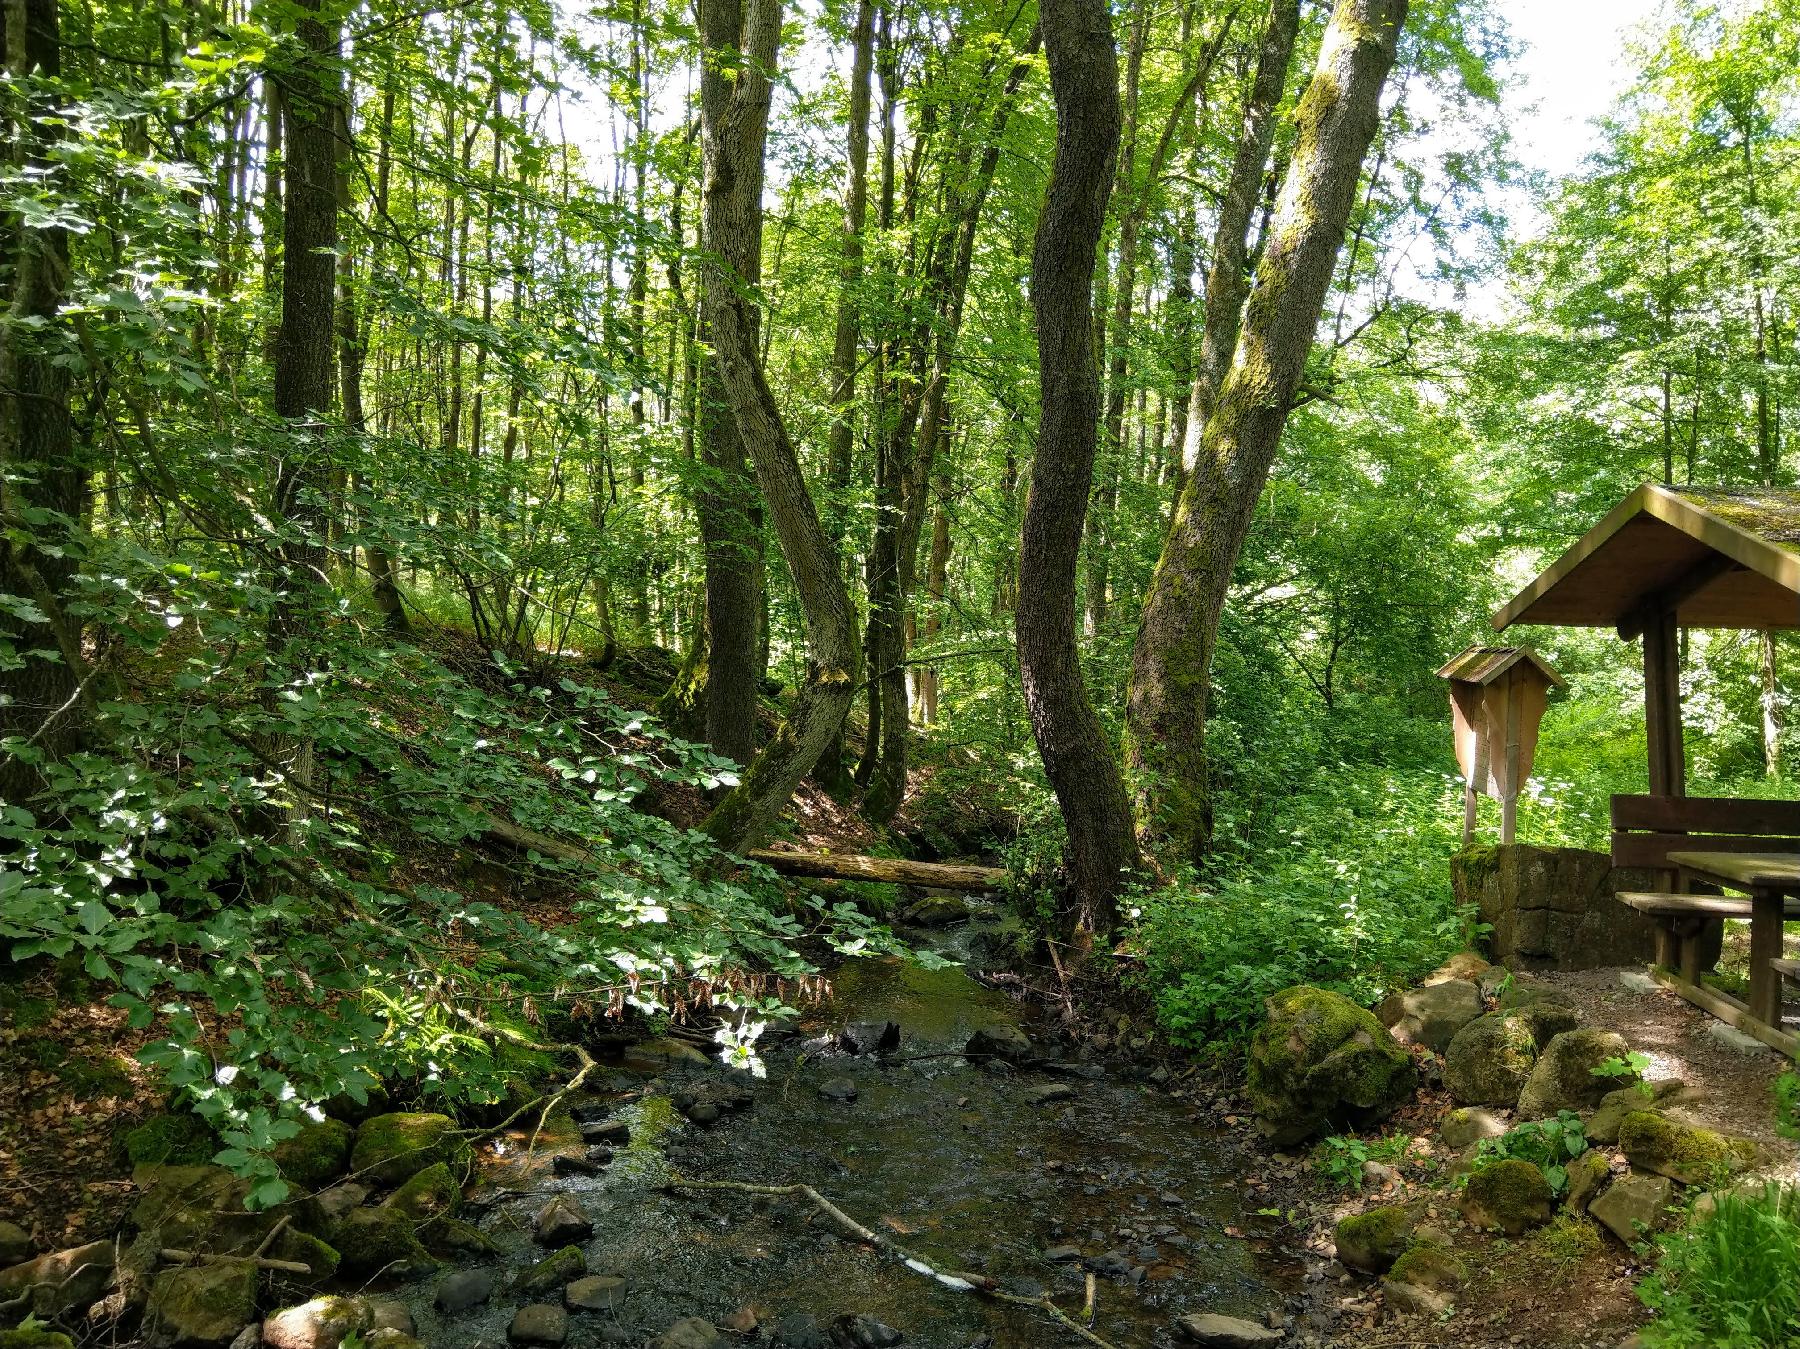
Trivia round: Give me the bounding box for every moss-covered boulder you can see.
[516,1245,587,1298]
[332,1207,430,1277]
[1387,1235,1464,1291]
[0,1241,117,1317]
[1459,1159,1554,1234]
[1442,1013,1539,1106]
[1516,1029,1633,1119]
[271,1228,341,1286]
[1245,986,1417,1144]
[273,1118,353,1190]
[263,1295,372,1349]
[144,1260,257,1347]
[1333,1205,1414,1274]
[1618,1111,1756,1185]
[384,1161,460,1222]
[123,1113,216,1168]
[423,1216,498,1257]
[1439,1106,1507,1150]
[350,1112,468,1187]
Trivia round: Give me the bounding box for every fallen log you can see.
[745,850,1005,892]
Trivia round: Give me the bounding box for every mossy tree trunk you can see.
[1125,0,1409,865]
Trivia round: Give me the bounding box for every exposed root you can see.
[665,1175,1121,1349]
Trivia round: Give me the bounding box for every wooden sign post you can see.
[1438,646,1565,845]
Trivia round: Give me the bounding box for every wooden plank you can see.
[1648,965,1800,1058]
[745,850,1006,892]
[1773,959,1800,983]
[1611,793,1800,835]
[1618,553,1744,640]
[1617,892,1762,918]
[1749,888,1787,1027]
[1612,833,1800,869]
[1668,849,1800,888]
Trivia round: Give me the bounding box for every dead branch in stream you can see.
[664,1175,1118,1349]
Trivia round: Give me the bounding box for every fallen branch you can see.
[745,850,1006,892]
[159,1249,312,1274]
[665,1175,1118,1349]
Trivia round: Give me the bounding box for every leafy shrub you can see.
[1638,1183,1800,1348]
[1127,769,1478,1043]
[1315,1133,1416,1191]
[1467,1112,1588,1195]
[1775,1071,1800,1141]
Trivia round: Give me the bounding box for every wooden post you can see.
[1462,782,1477,846]
[1642,610,1686,798]
[1749,887,1785,1028]
[1501,675,1524,844]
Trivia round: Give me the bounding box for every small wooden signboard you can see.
[1438,645,1565,845]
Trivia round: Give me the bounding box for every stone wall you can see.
[1450,844,1666,971]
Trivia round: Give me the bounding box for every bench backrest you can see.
[1611,794,1800,870]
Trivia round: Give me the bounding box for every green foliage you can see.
[1129,769,1478,1043]
[1466,1112,1589,1196]
[1592,1052,1653,1082]
[1775,1070,1800,1141]
[1315,1132,1415,1191]
[1639,1184,1800,1349]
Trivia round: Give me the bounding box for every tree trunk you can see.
[694,0,768,770]
[0,0,83,806]
[825,0,874,544]
[699,0,860,853]
[1126,0,1408,863]
[269,0,340,637]
[1017,0,1141,939]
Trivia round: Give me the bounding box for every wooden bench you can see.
[1612,794,1800,979]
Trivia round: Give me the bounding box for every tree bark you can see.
[694,0,768,770]
[1126,0,1408,863]
[1017,0,1141,939]
[0,0,83,806]
[747,849,1004,891]
[699,0,860,853]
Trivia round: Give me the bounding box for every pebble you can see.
[818,1077,858,1102]
[1025,1082,1076,1105]
[552,1153,602,1177]
[534,1194,594,1245]
[509,1304,569,1346]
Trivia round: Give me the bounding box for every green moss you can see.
[271,1228,341,1284]
[332,1206,430,1276]
[1246,985,1416,1144]
[0,982,54,1030]
[123,1112,217,1167]
[349,1112,468,1187]
[1455,844,1502,886]
[1531,1212,1606,1271]
[516,1244,586,1297]
[1388,1238,1465,1291]
[1618,1110,1756,1186]
[273,1118,353,1189]
[422,1215,497,1257]
[1461,1158,1554,1235]
[145,1260,258,1345]
[1334,1205,1414,1273]
[385,1161,459,1221]
[0,1330,76,1349]
[57,1050,135,1098]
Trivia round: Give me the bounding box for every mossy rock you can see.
[144,1260,257,1348]
[1516,1029,1633,1119]
[332,1206,431,1277]
[1442,1013,1539,1106]
[0,1331,75,1349]
[1333,1205,1414,1274]
[385,1162,460,1222]
[263,1295,372,1349]
[423,1215,498,1257]
[124,1113,217,1168]
[1563,1148,1611,1212]
[271,1228,342,1286]
[1459,1158,1554,1235]
[273,1118,353,1189]
[516,1244,587,1297]
[1388,1236,1465,1291]
[350,1112,468,1187]
[1245,986,1417,1145]
[1617,1110,1755,1186]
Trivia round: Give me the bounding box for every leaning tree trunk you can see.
[699,0,860,853]
[0,0,83,807]
[1125,0,1408,864]
[1016,0,1141,941]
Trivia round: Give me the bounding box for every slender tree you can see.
[1017,0,1141,937]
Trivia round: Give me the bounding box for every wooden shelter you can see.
[1495,483,1800,1052]
[1437,645,1564,845]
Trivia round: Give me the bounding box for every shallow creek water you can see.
[400,911,1298,1348]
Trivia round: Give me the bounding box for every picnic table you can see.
[1669,849,1800,1030]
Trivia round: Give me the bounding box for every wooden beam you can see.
[1618,553,1743,640]
[1642,609,1685,799]
[746,850,1006,892]
[1648,965,1799,1058]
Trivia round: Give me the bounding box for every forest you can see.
[5,0,1800,1345]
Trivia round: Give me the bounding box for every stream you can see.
[398,902,1303,1348]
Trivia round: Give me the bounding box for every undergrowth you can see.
[1638,1183,1800,1348]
